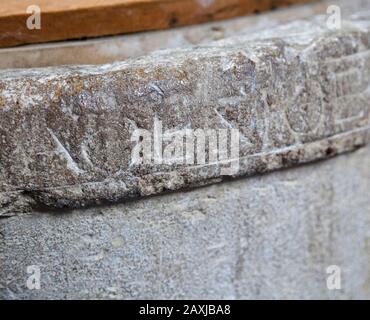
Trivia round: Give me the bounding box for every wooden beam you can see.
[0,0,317,48]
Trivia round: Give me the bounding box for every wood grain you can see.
[0,0,317,48]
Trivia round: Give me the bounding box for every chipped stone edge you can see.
[1,124,368,215]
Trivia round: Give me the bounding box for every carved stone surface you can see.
[1,13,370,214]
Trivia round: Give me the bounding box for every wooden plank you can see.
[0,0,317,48]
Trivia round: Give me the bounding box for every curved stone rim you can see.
[1,13,370,213]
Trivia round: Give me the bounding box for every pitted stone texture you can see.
[0,13,370,213]
[1,146,370,300]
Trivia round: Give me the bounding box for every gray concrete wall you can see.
[1,146,370,300]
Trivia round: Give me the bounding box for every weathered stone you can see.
[1,12,370,214]
[1,146,370,299]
